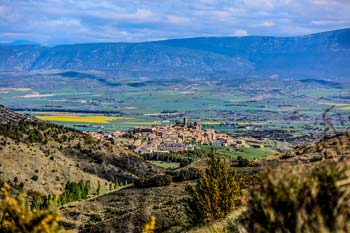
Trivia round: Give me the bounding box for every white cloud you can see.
[82,8,156,22]
[233,29,248,36]
[167,15,191,24]
[311,0,330,5]
[214,7,246,19]
[48,18,81,27]
[241,0,274,9]
[134,9,154,19]
[311,20,350,25]
[1,0,349,44]
[255,21,275,27]
[262,21,275,27]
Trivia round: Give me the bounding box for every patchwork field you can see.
[0,71,349,144]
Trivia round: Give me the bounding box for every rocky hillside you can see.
[61,182,190,232]
[0,107,162,195]
[0,105,37,124]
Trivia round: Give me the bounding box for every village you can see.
[89,118,266,154]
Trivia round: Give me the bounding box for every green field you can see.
[199,145,276,160]
[149,161,181,169]
[1,72,349,145]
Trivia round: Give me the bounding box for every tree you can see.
[96,181,101,195]
[84,180,92,197]
[187,154,241,223]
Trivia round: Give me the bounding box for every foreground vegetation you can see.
[0,184,64,233]
[1,106,349,232]
[3,140,350,232]
[242,161,350,233]
[187,155,241,223]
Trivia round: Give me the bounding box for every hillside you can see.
[0,105,37,124]
[60,182,191,232]
[59,133,350,232]
[0,29,349,79]
[0,106,162,195]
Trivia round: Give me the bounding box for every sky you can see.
[0,0,349,44]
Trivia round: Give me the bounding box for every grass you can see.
[199,145,275,160]
[149,161,180,169]
[229,147,275,159]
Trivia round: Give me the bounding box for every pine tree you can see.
[85,180,92,197]
[187,154,241,223]
[96,181,101,195]
[113,179,118,189]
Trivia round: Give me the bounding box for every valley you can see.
[0,28,350,233]
[1,71,349,151]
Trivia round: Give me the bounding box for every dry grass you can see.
[188,208,246,233]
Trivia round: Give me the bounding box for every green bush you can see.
[28,180,93,209]
[168,167,201,182]
[135,174,172,188]
[186,155,241,223]
[236,156,249,167]
[242,162,350,233]
[141,149,211,167]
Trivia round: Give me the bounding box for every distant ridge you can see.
[0,28,349,79]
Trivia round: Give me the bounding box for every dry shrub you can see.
[242,162,350,233]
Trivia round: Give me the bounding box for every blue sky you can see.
[0,0,349,44]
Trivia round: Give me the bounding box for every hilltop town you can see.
[89,118,266,154]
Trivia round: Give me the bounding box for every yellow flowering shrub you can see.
[0,183,65,233]
[143,216,156,233]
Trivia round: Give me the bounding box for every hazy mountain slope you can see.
[0,43,253,78]
[0,106,162,194]
[155,28,350,78]
[155,28,350,56]
[0,29,349,79]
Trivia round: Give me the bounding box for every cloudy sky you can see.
[0,0,349,44]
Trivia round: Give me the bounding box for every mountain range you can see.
[0,28,349,80]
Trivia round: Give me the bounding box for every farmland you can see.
[36,113,128,123]
[0,71,349,146]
